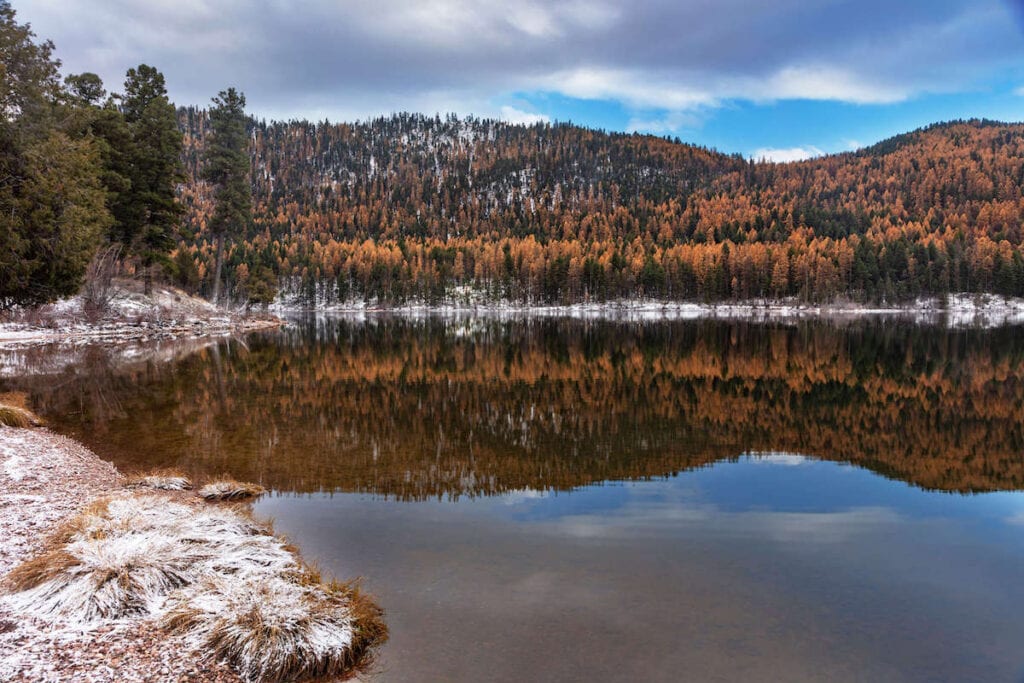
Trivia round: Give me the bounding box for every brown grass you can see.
[5,549,81,592]
[199,479,267,501]
[126,468,193,491]
[0,402,43,428]
[6,486,385,681]
[3,498,110,591]
[324,578,389,679]
[163,569,387,683]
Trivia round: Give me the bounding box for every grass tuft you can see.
[163,571,384,683]
[0,404,43,428]
[127,468,193,491]
[3,491,385,681]
[199,479,267,501]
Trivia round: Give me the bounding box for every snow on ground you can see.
[0,426,375,682]
[0,282,280,350]
[272,292,1024,328]
[0,427,241,682]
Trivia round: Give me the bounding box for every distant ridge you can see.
[173,112,1024,305]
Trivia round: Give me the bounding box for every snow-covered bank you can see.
[0,282,281,349]
[0,424,385,682]
[273,292,1024,328]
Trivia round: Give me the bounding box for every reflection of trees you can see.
[6,319,1024,498]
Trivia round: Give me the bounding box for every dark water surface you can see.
[5,317,1024,682]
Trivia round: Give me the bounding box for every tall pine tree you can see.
[203,88,251,304]
[118,65,183,294]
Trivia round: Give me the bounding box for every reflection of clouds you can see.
[519,474,903,543]
[744,507,900,543]
[747,452,810,467]
[1003,511,1024,526]
[547,505,900,542]
[500,488,550,505]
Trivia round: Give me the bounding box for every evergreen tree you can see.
[0,2,110,308]
[118,65,183,294]
[203,88,251,303]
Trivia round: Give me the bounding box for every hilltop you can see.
[172,115,1024,306]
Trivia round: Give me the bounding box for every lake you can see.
[4,316,1024,682]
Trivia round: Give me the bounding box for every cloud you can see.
[1015,86,1024,96]
[499,106,550,126]
[751,145,825,163]
[626,110,702,135]
[14,0,1024,125]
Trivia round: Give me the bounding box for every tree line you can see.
[176,112,1024,306]
[4,0,1024,309]
[0,2,249,310]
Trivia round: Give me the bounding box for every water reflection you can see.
[3,317,1024,496]
[5,318,1024,680]
[256,457,1024,682]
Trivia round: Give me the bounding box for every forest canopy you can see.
[3,0,1023,308]
[176,113,1024,306]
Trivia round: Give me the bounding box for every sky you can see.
[14,0,1024,161]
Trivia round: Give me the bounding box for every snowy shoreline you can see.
[0,427,243,682]
[0,283,283,349]
[0,423,384,682]
[272,293,1024,327]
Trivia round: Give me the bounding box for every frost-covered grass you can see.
[199,479,267,501]
[164,572,384,683]
[3,493,386,682]
[127,469,193,491]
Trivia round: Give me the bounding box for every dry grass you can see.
[5,549,81,592]
[0,393,43,428]
[321,578,389,678]
[199,479,267,501]
[3,492,385,682]
[163,572,369,683]
[126,468,193,491]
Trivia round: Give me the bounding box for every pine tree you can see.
[203,88,251,304]
[0,2,110,308]
[118,65,183,294]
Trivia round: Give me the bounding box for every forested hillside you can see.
[175,114,1024,305]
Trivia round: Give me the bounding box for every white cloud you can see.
[1015,86,1024,96]
[751,145,825,163]
[534,68,717,111]
[753,66,909,104]
[626,111,702,134]
[14,0,1023,127]
[499,106,551,125]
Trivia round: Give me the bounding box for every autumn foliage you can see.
[173,114,1024,304]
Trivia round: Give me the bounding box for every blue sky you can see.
[15,0,1024,160]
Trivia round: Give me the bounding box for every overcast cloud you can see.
[15,0,1024,130]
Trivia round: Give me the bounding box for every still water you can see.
[4,317,1024,682]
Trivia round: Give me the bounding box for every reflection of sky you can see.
[437,455,1024,542]
[256,454,1024,681]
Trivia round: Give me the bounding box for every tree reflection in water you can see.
[5,316,1024,498]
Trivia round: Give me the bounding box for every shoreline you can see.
[0,317,282,348]
[0,282,284,349]
[0,426,242,682]
[0,422,384,682]
[272,292,1024,327]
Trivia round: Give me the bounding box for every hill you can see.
[173,114,1024,305]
